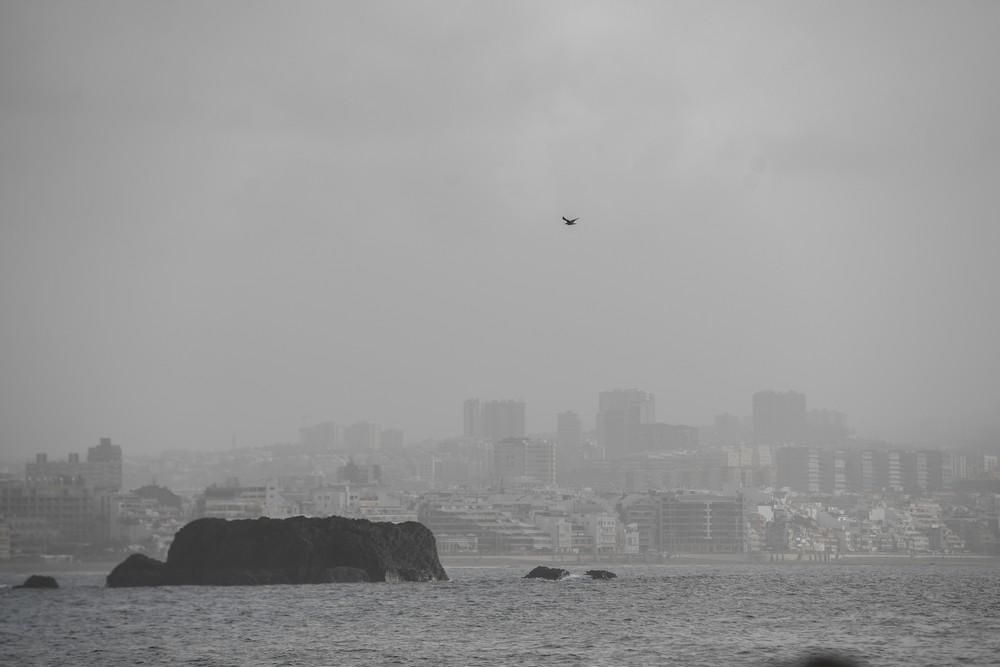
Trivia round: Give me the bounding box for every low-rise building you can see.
[0,478,98,548]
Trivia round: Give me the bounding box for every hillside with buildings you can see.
[2,390,998,565]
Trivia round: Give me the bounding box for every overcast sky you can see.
[2,1,999,456]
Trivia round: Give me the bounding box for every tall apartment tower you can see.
[659,492,745,554]
[555,411,583,487]
[752,390,807,445]
[493,437,556,488]
[775,445,820,493]
[464,399,526,442]
[556,411,582,451]
[379,428,405,452]
[463,399,482,438]
[596,389,655,455]
[807,409,849,445]
[344,421,380,452]
[86,437,123,491]
[299,421,341,450]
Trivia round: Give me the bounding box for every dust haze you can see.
[2,1,999,456]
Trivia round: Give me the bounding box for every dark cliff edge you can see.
[107,516,448,587]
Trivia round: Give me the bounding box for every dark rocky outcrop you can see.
[108,553,168,587]
[326,566,370,582]
[585,569,617,580]
[15,575,59,589]
[524,565,570,580]
[106,516,448,587]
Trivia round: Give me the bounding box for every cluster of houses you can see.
[2,434,999,562]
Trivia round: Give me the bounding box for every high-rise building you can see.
[0,519,10,560]
[753,391,807,445]
[556,411,583,486]
[524,440,556,487]
[847,446,910,493]
[857,449,877,492]
[901,450,953,493]
[463,399,525,441]
[463,399,482,438]
[659,492,744,554]
[492,438,556,488]
[775,446,820,493]
[299,422,341,451]
[885,450,904,491]
[344,422,380,452]
[854,449,906,491]
[636,423,699,451]
[480,400,526,442]
[87,437,123,491]
[924,449,953,492]
[819,449,848,494]
[712,413,744,447]
[597,389,655,455]
[492,439,526,489]
[807,409,849,445]
[556,411,582,451]
[26,437,123,491]
[379,428,405,452]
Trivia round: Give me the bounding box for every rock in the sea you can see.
[107,516,448,587]
[524,565,570,580]
[585,569,617,580]
[15,575,59,589]
[108,553,168,587]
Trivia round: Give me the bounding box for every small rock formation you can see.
[107,516,448,587]
[585,569,617,580]
[524,565,570,580]
[15,575,59,589]
[108,553,168,587]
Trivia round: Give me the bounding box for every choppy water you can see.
[2,562,999,666]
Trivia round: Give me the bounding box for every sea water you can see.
[2,563,999,666]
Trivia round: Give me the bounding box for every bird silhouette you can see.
[562,217,579,225]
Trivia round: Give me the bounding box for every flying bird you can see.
[562,217,579,225]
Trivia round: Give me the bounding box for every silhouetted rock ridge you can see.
[106,516,448,587]
[15,575,59,589]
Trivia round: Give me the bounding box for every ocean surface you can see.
[2,562,999,666]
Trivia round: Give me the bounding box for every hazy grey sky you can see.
[2,1,999,455]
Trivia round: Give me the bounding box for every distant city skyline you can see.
[5,384,999,462]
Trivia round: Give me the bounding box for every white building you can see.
[307,484,355,517]
[621,522,640,555]
[574,512,618,555]
[532,512,574,553]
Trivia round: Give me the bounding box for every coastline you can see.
[439,552,1000,569]
[4,552,996,578]
[0,558,122,576]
